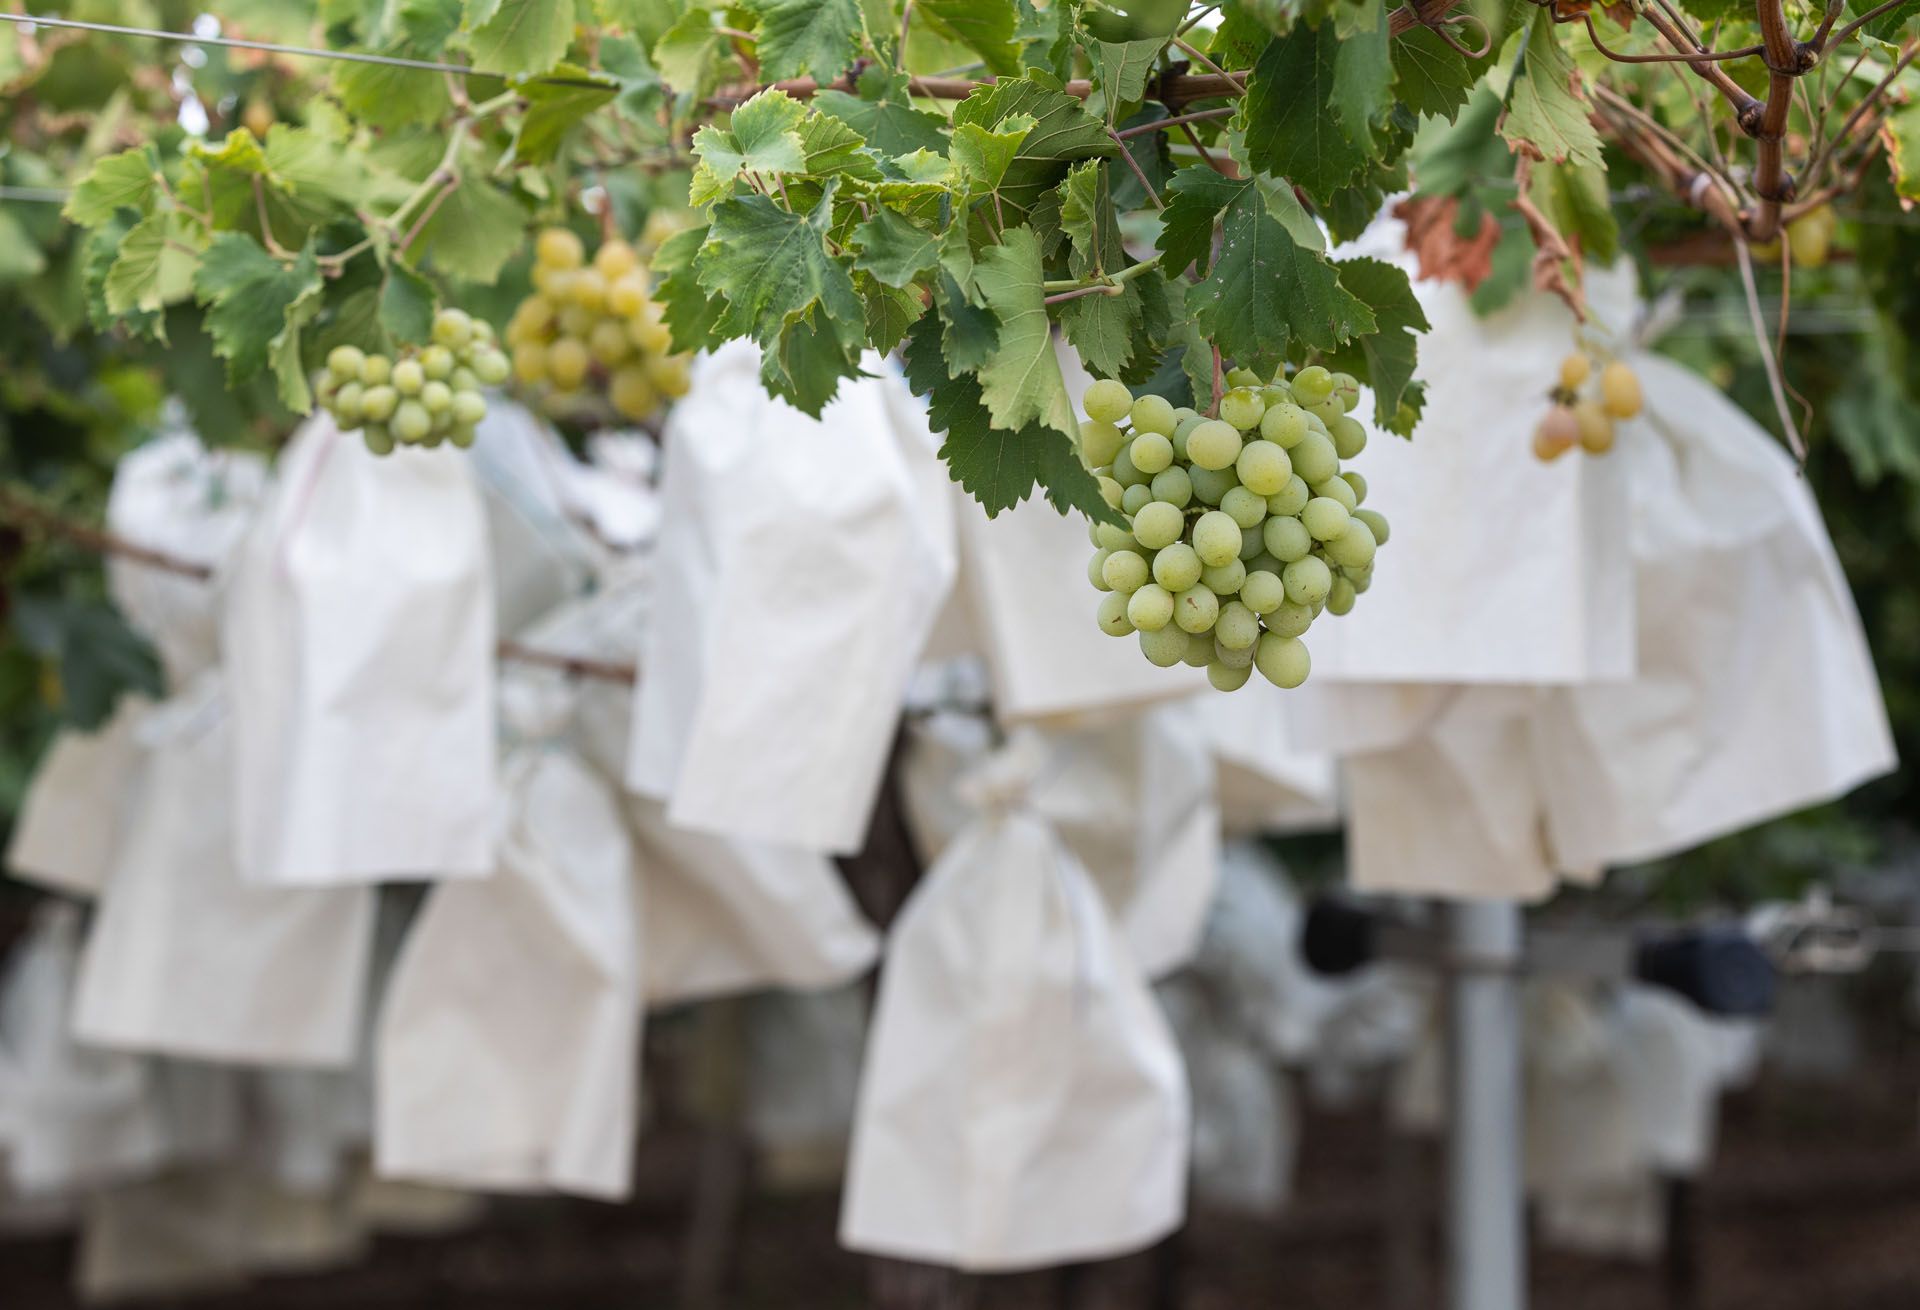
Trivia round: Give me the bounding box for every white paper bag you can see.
[1196,690,1341,836]
[72,675,375,1067]
[224,413,496,885]
[466,398,600,635]
[840,736,1188,1271]
[1531,353,1896,869]
[375,681,640,1199]
[4,695,148,900]
[628,340,957,853]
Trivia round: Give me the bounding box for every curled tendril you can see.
[1427,10,1495,58]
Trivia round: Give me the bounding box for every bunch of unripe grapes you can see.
[505,227,691,423]
[1083,367,1389,692]
[318,308,508,456]
[1534,351,1642,462]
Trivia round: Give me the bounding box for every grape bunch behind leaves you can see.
[318,310,508,456]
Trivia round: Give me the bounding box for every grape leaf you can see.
[918,0,1024,76]
[949,113,1038,195]
[597,34,665,121]
[695,185,864,353]
[760,309,863,415]
[1082,0,1187,40]
[412,162,527,283]
[104,211,204,315]
[936,271,999,374]
[797,107,883,179]
[84,218,161,339]
[1326,257,1427,428]
[465,0,574,75]
[1089,37,1165,109]
[861,275,927,352]
[1330,0,1392,150]
[191,234,324,386]
[1241,27,1370,200]
[62,147,158,226]
[1501,10,1604,169]
[515,67,617,164]
[851,206,940,287]
[1886,103,1920,202]
[652,9,725,98]
[742,0,863,80]
[1530,158,1618,261]
[973,225,1080,443]
[653,225,727,353]
[0,208,47,284]
[1056,159,1144,377]
[816,72,952,158]
[1846,0,1919,38]
[1157,166,1239,273]
[381,259,439,344]
[1391,24,1478,122]
[333,39,452,128]
[951,75,1117,223]
[271,276,327,413]
[693,89,810,178]
[1185,183,1376,372]
[263,124,382,209]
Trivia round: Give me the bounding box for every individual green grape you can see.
[1193,510,1242,567]
[1292,365,1334,405]
[1349,566,1374,594]
[1240,570,1286,614]
[331,381,366,427]
[1098,590,1135,636]
[449,424,478,450]
[1081,419,1127,467]
[1172,414,1206,460]
[1331,415,1368,459]
[558,302,596,339]
[452,390,487,427]
[1263,515,1312,562]
[1096,521,1134,551]
[1122,484,1153,515]
[1260,382,1294,410]
[1131,393,1177,436]
[1213,638,1256,670]
[1103,549,1151,593]
[1235,441,1291,496]
[1221,485,1268,530]
[1183,632,1217,668]
[1331,372,1361,413]
[1325,519,1378,569]
[1219,386,1266,431]
[1239,525,1265,561]
[1283,555,1333,606]
[433,308,475,348]
[392,359,426,395]
[1341,471,1368,505]
[1313,476,1358,511]
[361,384,398,423]
[589,319,633,365]
[1140,624,1190,667]
[1187,419,1243,471]
[1267,601,1314,638]
[1133,500,1185,550]
[472,348,511,386]
[1255,633,1311,688]
[1300,396,1339,427]
[1150,466,1193,508]
[537,226,586,269]
[1246,552,1284,577]
[1302,497,1352,542]
[420,344,456,381]
[420,380,454,415]
[1260,403,1309,448]
[1153,542,1204,592]
[1089,549,1114,590]
[362,423,394,456]
[1099,476,1124,510]
[1290,431,1339,485]
[1084,378,1134,423]
[1130,431,1174,475]
[1354,508,1390,545]
[1111,442,1148,488]
[1208,661,1253,692]
[327,345,366,381]
[1326,575,1357,615]
[1200,558,1245,595]
[1215,601,1259,650]
[548,338,591,390]
[1128,583,1175,631]
[1267,476,1310,518]
[360,354,392,387]
[1225,366,1263,388]
[1189,465,1238,506]
[1174,584,1220,633]
[449,367,480,393]
[393,400,432,445]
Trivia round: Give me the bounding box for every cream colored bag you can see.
[224,414,496,885]
[627,340,956,854]
[4,697,147,900]
[841,736,1188,1271]
[375,681,640,1199]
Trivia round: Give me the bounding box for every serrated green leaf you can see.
[1157,166,1239,272]
[1241,27,1371,200]
[816,71,951,158]
[105,211,204,315]
[1501,10,1603,169]
[412,167,526,283]
[465,0,574,75]
[1531,158,1618,262]
[852,206,940,287]
[654,224,727,353]
[693,89,810,178]
[950,113,1037,195]
[191,234,324,385]
[263,124,378,208]
[653,9,725,97]
[381,260,439,343]
[1331,0,1392,149]
[696,186,864,352]
[797,107,883,179]
[1186,182,1375,373]
[1845,0,1919,38]
[1083,0,1187,40]
[973,225,1079,443]
[1090,37,1164,108]
[1328,257,1427,427]
[62,147,158,226]
[951,75,1117,223]
[333,40,452,128]
[0,208,48,283]
[83,217,161,339]
[271,276,326,413]
[1392,24,1478,121]
[598,34,665,120]
[919,0,1024,76]
[761,309,863,415]
[515,66,617,164]
[742,0,863,80]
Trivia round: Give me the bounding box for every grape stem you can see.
[1040,254,1164,303]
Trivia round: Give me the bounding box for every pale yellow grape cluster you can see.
[506,227,691,423]
[1533,351,1644,462]
[317,308,507,456]
[1083,367,1390,692]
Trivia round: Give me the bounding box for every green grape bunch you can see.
[316,309,510,456]
[1083,368,1389,692]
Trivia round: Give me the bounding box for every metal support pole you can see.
[1446,900,1527,1310]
